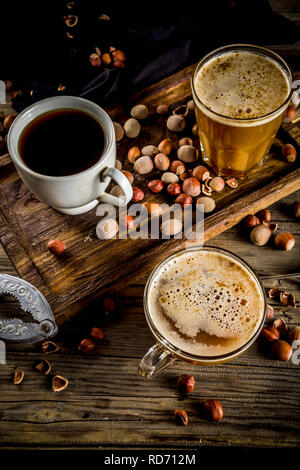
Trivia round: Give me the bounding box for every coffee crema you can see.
[148,250,264,357]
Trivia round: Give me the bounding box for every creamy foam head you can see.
[194,50,290,124]
[148,250,264,357]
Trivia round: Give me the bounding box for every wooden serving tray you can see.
[0,64,300,325]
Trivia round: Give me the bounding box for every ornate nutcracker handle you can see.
[0,273,57,343]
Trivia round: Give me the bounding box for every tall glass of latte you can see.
[139,247,266,378]
[191,44,292,177]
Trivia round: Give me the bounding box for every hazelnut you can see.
[166,115,185,132]
[260,325,280,342]
[266,304,274,319]
[113,60,126,69]
[176,374,195,393]
[102,52,112,65]
[174,409,188,426]
[192,123,198,136]
[273,318,288,336]
[161,172,179,184]
[47,239,66,255]
[288,326,300,346]
[291,201,300,218]
[3,114,16,130]
[103,297,116,314]
[186,100,195,111]
[244,215,260,230]
[166,182,181,196]
[179,137,193,147]
[182,177,201,197]
[78,338,96,354]
[42,341,60,354]
[33,359,52,375]
[282,143,297,162]
[110,185,124,198]
[121,170,134,184]
[209,176,225,192]
[154,153,170,171]
[128,146,141,163]
[161,218,182,237]
[110,49,126,62]
[250,225,271,246]
[192,165,210,181]
[280,291,296,308]
[134,156,154,174]
[52,375,69,392]
[143,202,162,217]
[131,187,144,202]
[13,370,24,384]
[174,193,193,207]
[274,232,295,251]
[283,104,296,123]
[113,122,124,141]
[124,118,141,138]
[170,160,185,175]
[257,209,271,222]
[180,170,193,181]
[267,288,281,299]
[226,177,238,188]
[177,145,199,163]
[196,196,216,213]
[130,104,148,120]
[96,218,119,240]
[115,159,122,170]
[148,179,164,193]
[158,138,173,155]
[89,52,101,67]
[156,104,169,115]
[173,105,188,117]
[141,145,159,157]
[271,340,292,361]
[203,399,223,422]
[90,326,105,340]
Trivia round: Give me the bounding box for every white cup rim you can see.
[7,95,115,181]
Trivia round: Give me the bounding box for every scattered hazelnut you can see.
[288,326,300,346]
[90,326,104,340]
[174,409,188,426]
[89,52,101,67]
[203,399,223,422]
[42,341,60,354]
[154,153,170,171]
[266,304,274,319]
[124,118,141,138]
[282,143,297,162]
[202,183,213,196]
[161,218,182,237]
[78,338,96,354]
[161,172,179,184]
[191,166,208,182]
[280,291,296,308]
[141,145,159,157]
[113,122,124,141]
[177,145,199,163]
[273,318,288,336]
[271,340,292,361]
[131,187,144,202]
[274,232,295,251]
[47,239,66,255]
[134,156,154,174]
[128,146,141,163]
[257,209,271,222]
[176,374,195,393]
[96,218,119,240]
[158,138,173,155]
[170,160,185,175]
[130,104,148,120]
[33,359,52,375]
[143,202,162,217]
[186,100,195,111]
[104,297,116,314]
[173,105,188,117]
[179,137,193,147]
[209,176,225,192]
[244,215,260,230]
[196,196,216,213]
[192,124,198,136]
[52,375,69,392]
[115,159,122,170]
[267,288,281,299]
[283,104,296,123]
[250,225,271,246]
[148,179,164,193]
[260,325,280,342]
[174,193,193,207]
[291,201,300,218]
[110,185,124,198]
[102,52,112,65]
[121,170,134,184]
[182,177,201,197]
[13,370,24,385]
[166,182,181,197]
[3,114,17,130]
[166,115,185,132]
[180,170,193,181]
[226,177,238,188]
[156,104,169,115]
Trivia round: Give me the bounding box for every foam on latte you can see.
[194,50,290,121]
[148,250,264,357]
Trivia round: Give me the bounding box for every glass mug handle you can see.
[139,343,177,378]
[98,167,133,206]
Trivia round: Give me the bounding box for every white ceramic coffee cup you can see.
[7,96,132,215]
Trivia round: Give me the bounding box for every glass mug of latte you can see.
[191,44,293,178]
[139,247,266,378]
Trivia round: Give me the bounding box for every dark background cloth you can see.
[3,0,300,112]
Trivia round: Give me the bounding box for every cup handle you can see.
[98,167,133,206]
[138,343,177,379]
